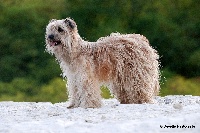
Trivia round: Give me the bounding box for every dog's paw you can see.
[67,104,75,109]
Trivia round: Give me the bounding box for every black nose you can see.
[48,34,54,39]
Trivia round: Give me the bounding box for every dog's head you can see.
[45,18,77,54]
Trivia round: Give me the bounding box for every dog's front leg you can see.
[67,79,81,109]
[77,78,102,108]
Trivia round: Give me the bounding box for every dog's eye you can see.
[58,27,64,32]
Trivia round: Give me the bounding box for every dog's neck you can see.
[54,34,85,64]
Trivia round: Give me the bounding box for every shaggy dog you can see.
[45,18,160,108]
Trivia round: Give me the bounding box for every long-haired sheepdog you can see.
[45,18,160,108]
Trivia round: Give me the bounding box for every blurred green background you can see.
[0,0,199,103]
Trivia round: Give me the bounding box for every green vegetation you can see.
[0,0,199,103]
[160,69,200,96]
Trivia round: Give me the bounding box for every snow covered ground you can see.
[0,95,200,133]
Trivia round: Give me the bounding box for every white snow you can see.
[0,95,200,133]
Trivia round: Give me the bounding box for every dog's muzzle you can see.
[48,34,61,47]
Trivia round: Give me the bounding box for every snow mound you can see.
[0,95,200,133]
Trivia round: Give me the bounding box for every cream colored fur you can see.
[45,18,160,108]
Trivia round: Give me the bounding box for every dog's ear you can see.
[49,19,56,23]
[64,18,76,29]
